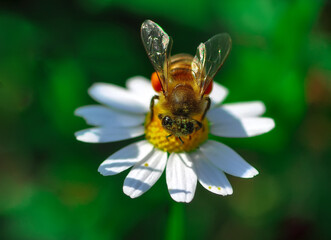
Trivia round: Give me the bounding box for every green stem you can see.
[165,202,185,240]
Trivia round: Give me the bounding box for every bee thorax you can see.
[169,85,198,116]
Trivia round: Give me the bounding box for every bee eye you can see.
[151,72,162,92]
[204,81,213,95]
[186,122,194,133]
[162,116,173,126]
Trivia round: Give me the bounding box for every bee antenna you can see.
[178,137,184,144]
[166,134,172,141]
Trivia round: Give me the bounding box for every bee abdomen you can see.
[169,54,195,84]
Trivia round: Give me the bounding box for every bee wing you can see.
[192,33,232,97]
[141,20,173,95]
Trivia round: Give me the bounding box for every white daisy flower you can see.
[75,76,275,203]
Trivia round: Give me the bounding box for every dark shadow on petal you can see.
[209,108,249,137]
[98,126,144,142]
[102,162,136,168]
[124,177,152,193]
[169,189,192,194]
[111,142,154,160]
[178,154,194,170]
[99,162,136,175]
[113,145,140,159]
[99,146,155,175]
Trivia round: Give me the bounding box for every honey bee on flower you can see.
[75,20,275,202]
[142,20,231,145]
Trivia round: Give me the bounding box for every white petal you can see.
[209,82,228,106]
[123,149,167,198]
[166,153,197,203]
[207,107,240,123]
[75,126,144,143]
[88,83,148,114]
[126,76,156,109]
[75,105,145,127]
[210,117,275,138]
[190,151,233,196]
[98,140,154,176]
[199,140,258,178]
[221,101,266,117]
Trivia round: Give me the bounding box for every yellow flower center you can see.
[145,104,209,153]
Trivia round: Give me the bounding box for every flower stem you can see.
[165,202,184,240]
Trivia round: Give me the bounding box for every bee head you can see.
[158,114,195,136]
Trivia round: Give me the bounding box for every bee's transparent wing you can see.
[141,20,173,95]
[192,33,232,97]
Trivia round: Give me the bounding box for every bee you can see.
[141,20,232,143]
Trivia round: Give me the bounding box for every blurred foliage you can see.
[0,0,330,239]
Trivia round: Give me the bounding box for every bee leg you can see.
[166,134,172,141]
[149,95,160,121]
[201,97,211,120]
[178,137,184,144]
[194,120,203,131]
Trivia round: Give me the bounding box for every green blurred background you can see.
[0,0,330,239]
